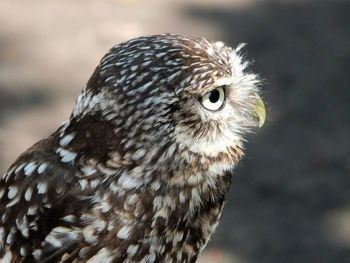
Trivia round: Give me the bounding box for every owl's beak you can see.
[252,94,266,128]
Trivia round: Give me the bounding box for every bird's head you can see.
[68,34,265,182]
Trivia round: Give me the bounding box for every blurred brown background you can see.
[1,0,350,262]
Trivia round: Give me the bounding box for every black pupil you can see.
[209,89,220,103]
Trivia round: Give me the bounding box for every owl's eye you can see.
[200,86,225,111]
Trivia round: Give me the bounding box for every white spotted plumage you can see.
[0,33,264,262]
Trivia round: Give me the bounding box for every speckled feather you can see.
[0,34,262,263]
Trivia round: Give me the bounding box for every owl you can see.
[0,33,265,263]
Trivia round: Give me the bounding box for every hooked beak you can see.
[252,94,266,128]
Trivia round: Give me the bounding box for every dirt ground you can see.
[0,0,349,262]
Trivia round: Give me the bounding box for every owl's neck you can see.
[54,117,235,262]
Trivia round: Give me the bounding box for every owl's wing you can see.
[0,138,92,262]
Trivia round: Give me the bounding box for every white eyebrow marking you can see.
[215,77,233,87]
